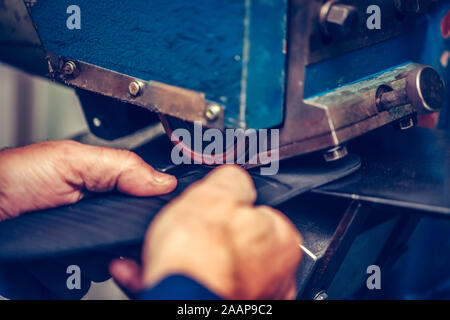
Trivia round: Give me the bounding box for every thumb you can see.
[182,164,257,205]
[58,141,177,196]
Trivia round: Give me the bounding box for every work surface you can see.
[317,126,450,216]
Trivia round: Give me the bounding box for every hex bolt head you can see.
[128,80,143,97]
[205,104,221,121]
[62,61,77,76]
[320,1,358,37]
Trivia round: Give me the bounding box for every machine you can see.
[0,0,449,300]
[1,0,448,162]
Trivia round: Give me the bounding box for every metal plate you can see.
[315,126,450,216]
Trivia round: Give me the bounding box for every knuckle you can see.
[115,149,146,169]
[49,140,83,158]
[256,205,302,244]
[54,139,81,150]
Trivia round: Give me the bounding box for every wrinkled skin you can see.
[0,141,302,299]
[110,165,303,300]
[0,140,177,220]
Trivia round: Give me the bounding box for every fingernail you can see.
[153,170,175,184]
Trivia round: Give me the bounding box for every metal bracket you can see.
[45,53,225,129]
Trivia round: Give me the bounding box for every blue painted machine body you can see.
[29,0,287,129]
[28,1,450,129]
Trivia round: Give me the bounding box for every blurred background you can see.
[0,62,129,300]
[0,62,87,149]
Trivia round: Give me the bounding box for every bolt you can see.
[314,290,329,300]
[323,145,348,162]
[320,1,358,37]
[376,87,409,110]
[205,104,221,121]
[376,66,445,113]
[62,61,77,76]
[92,117,102,128]
[128,80,143,97]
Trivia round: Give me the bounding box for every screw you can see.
[314,290,329,300]
[205,104,221,121]
[92,117,102,128]
[323,145,348,162]
[62,61,77,76]
[320,0,358,37]
[128,80,143,97]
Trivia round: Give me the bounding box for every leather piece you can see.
[0,153,360,261]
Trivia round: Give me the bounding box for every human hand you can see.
[110,165,302,300]
[0,140,177,220]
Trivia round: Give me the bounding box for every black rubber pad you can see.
[0,153,360,261]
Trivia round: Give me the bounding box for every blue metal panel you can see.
[29,0,287,129]
[304,29,426,99]
[242,0,287,129]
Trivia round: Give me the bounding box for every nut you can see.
[320,1,358,36]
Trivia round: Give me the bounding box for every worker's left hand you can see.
[0,140,177,221]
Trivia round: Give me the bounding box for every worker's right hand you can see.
[110,165,303,300]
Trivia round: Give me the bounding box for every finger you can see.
[255,205,303,247]
[182,164,256,205]
[109,258,143,293]
[284,283,297,300]
[253,206,303,298]
[58,141,177,196]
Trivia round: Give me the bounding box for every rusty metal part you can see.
[159,114,247,165]
[319,0,358,37]
[46,53,225,129]
[377,87,409,110]
[376,66,445,112]
[406,66,446,112]
[277,59,443,162]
